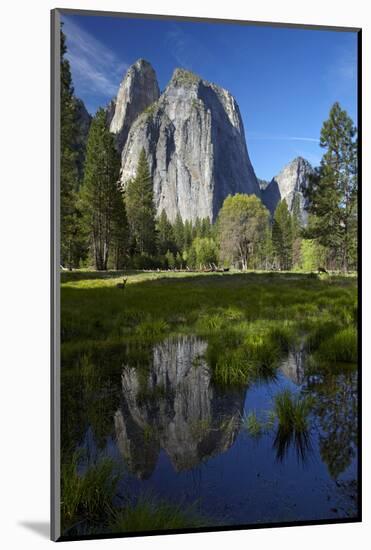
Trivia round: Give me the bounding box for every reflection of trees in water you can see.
[61,344,139,459]
[305,369,358,479]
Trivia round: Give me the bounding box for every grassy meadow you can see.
[62,269,357,385]
[60,269,358,535]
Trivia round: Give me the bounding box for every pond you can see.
[64,334,357,533]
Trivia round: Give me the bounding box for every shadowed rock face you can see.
[109,59,160,151]
[262,157,313,224]
[114,337,245,479]
[119,67,260,223]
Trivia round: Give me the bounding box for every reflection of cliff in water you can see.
[279,341,306,385]
[114,336,246,479]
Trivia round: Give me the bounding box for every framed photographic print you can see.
[51,7,361,542]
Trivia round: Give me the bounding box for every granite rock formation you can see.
[261,157,313,224]
[109,59,160,151]
[117,66,260,222]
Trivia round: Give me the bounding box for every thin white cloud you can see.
[249,133,320,143]
[62,17,128,99]
[324,41,357,94]
[165,24,214,70]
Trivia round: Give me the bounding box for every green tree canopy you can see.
[188,237,218,269]
[217,194,269,270]
[300,239,327,272]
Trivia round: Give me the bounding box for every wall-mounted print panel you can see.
[51,8,361,542]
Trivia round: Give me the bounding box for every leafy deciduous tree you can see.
[218,194,269,270]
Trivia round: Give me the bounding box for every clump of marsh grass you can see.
[316,326,357,364]
[273,390,313,463]
[274,389,312,434]
[196,312,225,334]
[61,455,121,532]
[135,318,169,340]
[305,318,343,353]
[207,322,289,386]
[109,496,206,533]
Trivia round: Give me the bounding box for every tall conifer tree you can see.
[304,102,357,270]
[272,199,293,270]
[125,149,157,255]
[81,108,122,270]
[60,28,82,268]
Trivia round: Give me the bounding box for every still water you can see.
[71,335,358,527]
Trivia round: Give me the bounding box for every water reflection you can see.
[304,369,358,479]
[114,336,246,478]
[279,341,306,385]
[278,347,357,476]
[273,426,312,464]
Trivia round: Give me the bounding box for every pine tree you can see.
[260,225,274,270]
[111,188,129,270]
[81,108,122,270]
[272,199,293,270]
[183,220,194,250]
[304,102,357,271]
[200,217,212,238]
[60,27,83,269]
[291,194,303,268]
[125,149,157,256]
[173,213,185,252]
[156,210,176,255]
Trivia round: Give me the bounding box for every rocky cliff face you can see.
[261,157,313,224]
[109,59,160,151]
[117,66,259,222]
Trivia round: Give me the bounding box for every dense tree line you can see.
[60,30,357,273]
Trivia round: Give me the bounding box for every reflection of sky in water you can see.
[78,336,358,526]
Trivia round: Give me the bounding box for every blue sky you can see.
[61,13,358,181]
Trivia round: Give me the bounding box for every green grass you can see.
[316,326,357,363]
[109,496,206,532]
[61,455,121,532]
[61,270,357,385]
[274,390,312,434]
[61,453,206,535]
